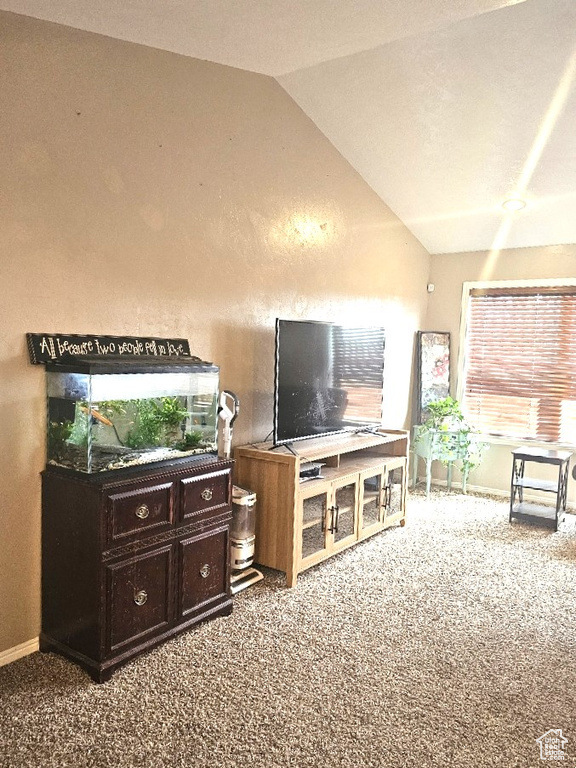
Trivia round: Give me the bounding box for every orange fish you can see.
[80,406,113,427]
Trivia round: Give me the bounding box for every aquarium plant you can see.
[47,420,74,462]
[175,431,204,451]
[125,397,189,449]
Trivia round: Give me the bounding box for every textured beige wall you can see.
[427,244,576,498]
[0,12,430,654]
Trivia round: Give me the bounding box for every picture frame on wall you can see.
[416,331,450,423]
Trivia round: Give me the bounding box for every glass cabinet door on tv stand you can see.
[300,485,330,562]
[384,458,407,526]
[299,475,358,567]
[359,467,386,536]
[358,458,406,538]
[331,476,357,550]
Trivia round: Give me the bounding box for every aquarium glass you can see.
[46,361,219,473]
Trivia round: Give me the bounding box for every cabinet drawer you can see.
[178,526,229,619]
[106,482,174,543]
[179,470,230,523]
[106,545,173,652]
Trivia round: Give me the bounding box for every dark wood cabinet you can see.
[40,457,233,682]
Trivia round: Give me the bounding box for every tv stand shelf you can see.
[235,429,408,586]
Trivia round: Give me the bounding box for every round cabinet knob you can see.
[201,488,213,502]
[134,590,148,606]
[199,564,211,578]
[135,504,150,520]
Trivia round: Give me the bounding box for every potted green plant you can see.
[413,396,488,493]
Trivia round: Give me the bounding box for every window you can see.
[460,282,576,444]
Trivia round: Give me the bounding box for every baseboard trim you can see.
[0,638,39,667]
[411,478,506,497]
[413,479,576,513]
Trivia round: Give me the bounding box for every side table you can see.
[412,426,487,496]
[509,446,571,531]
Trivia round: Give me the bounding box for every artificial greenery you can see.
[67,404,90,447]
[47,420,74,461]
[174,431,204,451]
[155,397,189,429]
[124,397,189,449]
[56,396,194,453]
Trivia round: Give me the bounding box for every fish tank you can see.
[45,356,220,474]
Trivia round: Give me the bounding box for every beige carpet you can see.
[1,488,576,768]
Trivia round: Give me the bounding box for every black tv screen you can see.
[273,319,385,445]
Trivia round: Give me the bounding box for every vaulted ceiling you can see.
[2,0,575,254]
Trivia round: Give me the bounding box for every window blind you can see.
[462,286,576,443]
[332,326,385,422]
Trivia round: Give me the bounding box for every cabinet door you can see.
[359,467,386,537]
[330,475,358,552]
[298,485,330,566]
[106,544,173,653]
[178,524,230,621]
[384,460,407,525]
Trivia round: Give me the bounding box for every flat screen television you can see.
[273,319,386,445]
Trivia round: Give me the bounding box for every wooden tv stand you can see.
[234,429,408,586]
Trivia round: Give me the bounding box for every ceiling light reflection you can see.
[501,198,527,211]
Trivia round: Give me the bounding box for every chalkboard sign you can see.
[27,333,192,364]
